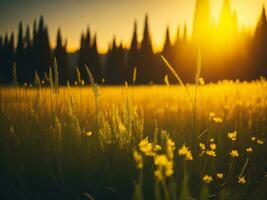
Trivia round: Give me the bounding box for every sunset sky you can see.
[0,0,265,53]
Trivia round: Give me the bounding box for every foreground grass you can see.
[0,81,267,200]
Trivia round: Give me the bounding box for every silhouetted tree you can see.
[36,16,52,79]
[139,14,155,84]
[252,6,267,78]
[78,30,89,82]
[173,26,181,51]
[105,38,126,84]
[30,19,38,79]
[78,33,85,67]
[162,26,172,61]
[160,26,173,82]
[84,27,91,67]
[2,33,15,83]
[77,28,102,83]
[0,34,3,83]
[127,21,139,83]
[24,25,33,82]
[16,21,25,83]
[91,34,102,82]
[1,7,267,85]
[54,28,68,84]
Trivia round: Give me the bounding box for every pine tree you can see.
[78,32,85,67]
[24,25,33,82]
[105,37,125,84]
[3,33,15,83]
[54,28,68,84]
[162,26,172,59]
[1,34,9,83]
[31,19,38,78]
[174,26,181,51]
[161,26,173,83]
[252,6,267,78]
[35,16,51,79]
[0,34,2,49]
[139,14,154,84]
[78,31,89,82]
[85,27,91,68]
[0,34,3,83]
[91,33,102,82]
[127,21,139,83]
[16,21,25,83]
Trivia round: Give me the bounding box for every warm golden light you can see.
[11,0,261,53]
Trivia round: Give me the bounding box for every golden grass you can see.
[0,80,267,199]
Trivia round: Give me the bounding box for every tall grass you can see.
[0,61,266,199]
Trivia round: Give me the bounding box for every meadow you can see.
[0,65,267,199]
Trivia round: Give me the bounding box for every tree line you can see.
[1,0,267,85]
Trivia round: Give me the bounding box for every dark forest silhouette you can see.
[1,0,267,85]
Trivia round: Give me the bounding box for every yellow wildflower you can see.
[118,122,126,134]
[178,144,193,160]
[154,169,164,181]
[167,138,175,148]
[139,137,154,156]
[216,173,224,179]
[199,77,205,85]
[199,143,206,151]
[213,117,223,124]
[257,139,264,145]
[238,176,246,184]
[210,138,215,142]
[209,112,216,119]
[251,137,256,141]
[246,147,253,153]
[209,112,222,123]
[210,143,217,150]
[165,161,174,177]
[133,150,143,169]
[166,138,175,159]
[154,154,174,181]
[86,131,93,136]
[203,175,213,184]
[154,154,168,166]
[154,144,162,152]
[230,150,239,157]
[206,150,216,157]
[228,131,237,141]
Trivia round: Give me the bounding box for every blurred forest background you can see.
[1,0,267,85]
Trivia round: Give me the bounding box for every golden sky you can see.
[0,0,265,53]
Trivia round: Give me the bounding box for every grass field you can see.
[0,78,267,199]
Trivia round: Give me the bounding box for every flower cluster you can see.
[203,175,213,184]
[238,176,246,184]
[209,112,223,124]
[178,144,193,160]
[138,137,155,157]
[154,154,174,181]
[230,150,239,157]
[133,150,143,169]
[228,131,237,141]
